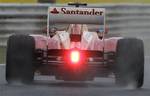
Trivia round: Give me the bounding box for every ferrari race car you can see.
[6,4,144,88]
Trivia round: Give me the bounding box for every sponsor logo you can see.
[50,8,59,14]
[50,8,104,16]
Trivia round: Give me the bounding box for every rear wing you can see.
[47,7,106,35]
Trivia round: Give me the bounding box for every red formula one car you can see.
[6,4,144,88]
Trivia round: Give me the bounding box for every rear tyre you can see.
[115,38,144,88]
[6,34,35,84]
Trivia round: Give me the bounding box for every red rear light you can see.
[70,50,80,64]
[64,49,86,65]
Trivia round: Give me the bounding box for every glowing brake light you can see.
[70,50,80,63]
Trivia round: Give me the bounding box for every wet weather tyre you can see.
[6,34,35,84]
[115,38,144,88]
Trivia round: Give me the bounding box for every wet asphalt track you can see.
[0,57,150,96]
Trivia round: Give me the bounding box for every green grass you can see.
[57,0,150,3]
[0,47,6,64]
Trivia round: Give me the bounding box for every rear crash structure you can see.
[6,5,144,88]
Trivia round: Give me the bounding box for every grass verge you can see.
[0,47,6,64]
